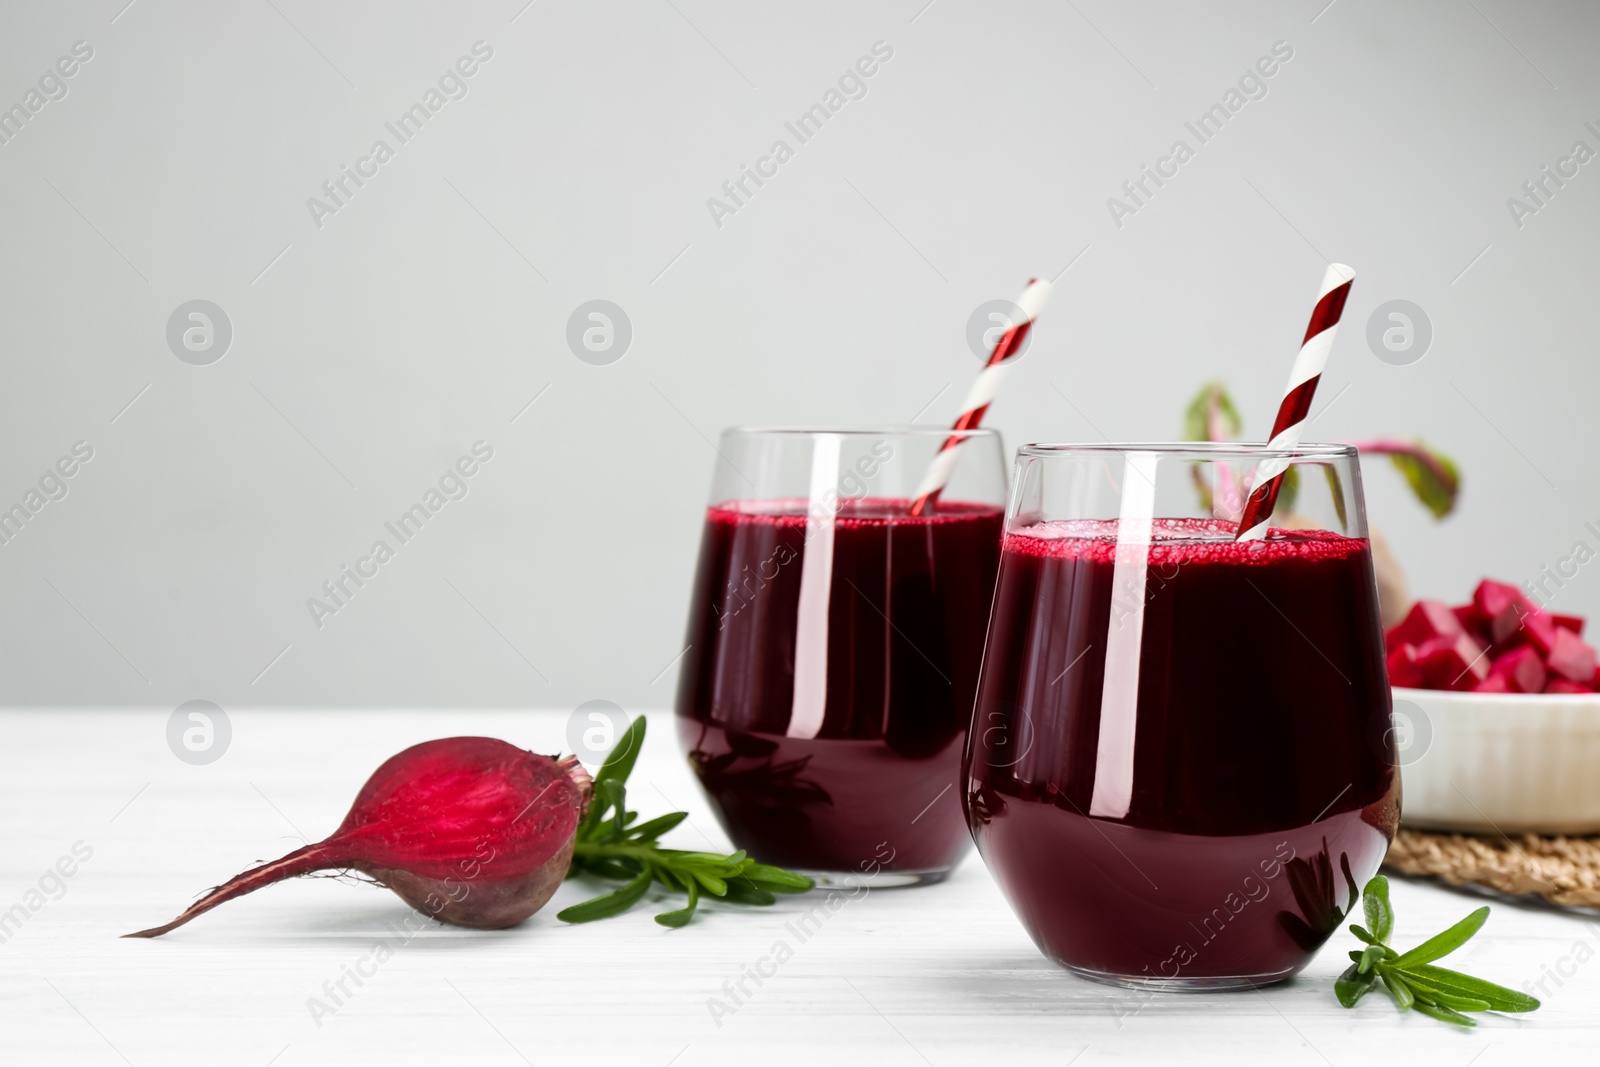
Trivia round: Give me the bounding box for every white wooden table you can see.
[2,709,1595,1065]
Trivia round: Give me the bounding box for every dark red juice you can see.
[676,498,1003,879]
[966,518,1399,984]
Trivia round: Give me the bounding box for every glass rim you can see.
[1017,440,1358,460]
[722,425,1001,439]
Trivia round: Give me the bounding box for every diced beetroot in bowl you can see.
[1473,579,1525,621]
[1487,645,1547,693]
[1417,633,1489,691]
[1381,578,1593,694]
[1522,611,1561,655]
[1388,600,1465,653]
[1487,599,1549,648]
[1547,627,1599,684]
[1452,603,1488,637]
[1487,608,1523,648]
[1412,634,1457,657]
[1386,644,1425,688]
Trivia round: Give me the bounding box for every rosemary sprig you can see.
[557,716,813,927]
[1335,875,1540,1025]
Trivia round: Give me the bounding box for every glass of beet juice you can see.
[675,427,1007,886]
[966,442,1400,989]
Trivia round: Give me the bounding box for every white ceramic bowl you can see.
[1394,686,1600,834]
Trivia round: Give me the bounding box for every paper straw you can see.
[908,278,1053,516]
[1234,263,1355,542]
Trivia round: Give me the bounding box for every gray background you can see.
[1,0,1594,709]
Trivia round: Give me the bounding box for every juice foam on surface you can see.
[1004,516,1366,565]
[709,497,1003,527]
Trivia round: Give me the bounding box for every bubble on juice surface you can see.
[708,498,1004,527]
[1003,517,1366,565]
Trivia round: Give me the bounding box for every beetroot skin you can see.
[127,737,591,938]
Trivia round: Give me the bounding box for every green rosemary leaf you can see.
[1335,963,1378,1008]
[690,870,729,897]
[609,784,630,837]
[1405,980,1491,1014]
[721,882,779,906]
[580,778,626,840]
[594,715,646,791]
[1362,875,1393,943]
[576,858,642,882]
[1380,970,1414,1011]
[1391,907,1490,968]
[556,870,652,923]
[763,881,814,895]
[670,851,746,866]
[1397,977,1491,1013]
[1396,965,1539,1013]
[1338,878,1533,1027]
[627,811,689,841]
[559,714,812,926]
[740,863,816,890]
[655,876,700,928]
[1411,1000,1476,1027]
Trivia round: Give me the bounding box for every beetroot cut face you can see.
[126,737,591,938]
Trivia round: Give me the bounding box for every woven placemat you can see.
[1385,828,1600,908]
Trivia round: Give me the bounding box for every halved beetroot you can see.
[1417,632,1489,691]
[1487,645,1546,694]
[1388,600,1466,654]
[1544,678,1595,695]
[1386,644,1426,688]
[1547,627,1599,684]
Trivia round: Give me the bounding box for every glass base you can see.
[1063,963,1298,992]
[797,867,950,890]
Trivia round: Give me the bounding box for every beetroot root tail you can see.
[123,843,338,938]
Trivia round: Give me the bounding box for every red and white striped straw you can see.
[908,277,1053,516]
[1234,263,1356,542]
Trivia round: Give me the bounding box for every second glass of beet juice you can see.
[966,442,1400,988]
[675,427,1007,885]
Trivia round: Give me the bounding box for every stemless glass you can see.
[675,427,1007,886]
[965,442,1400,989]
